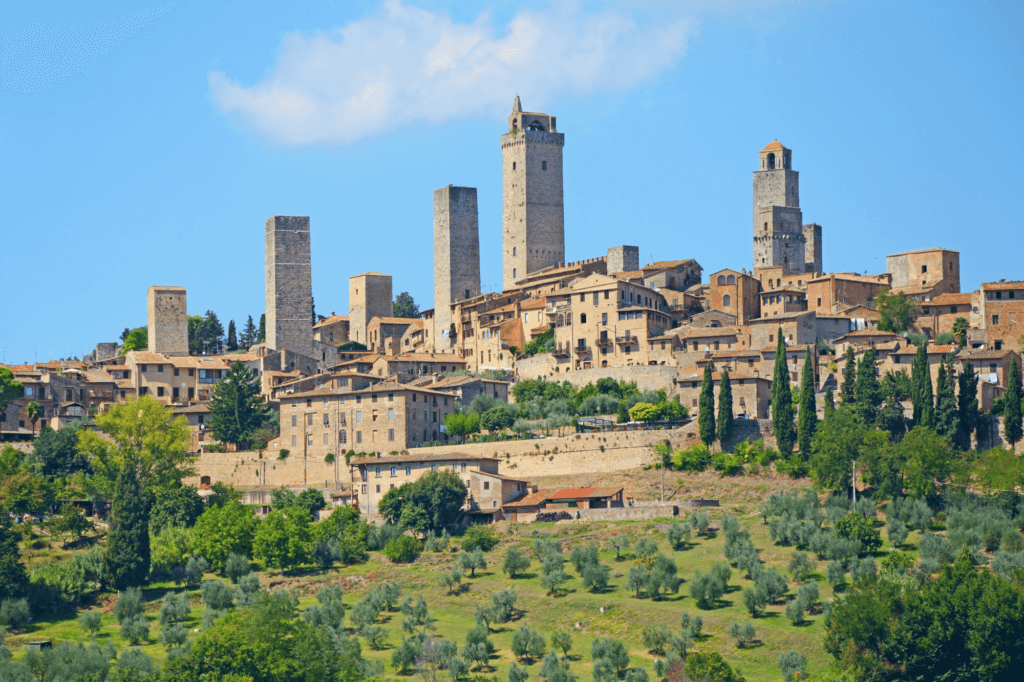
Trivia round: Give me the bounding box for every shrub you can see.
[728,621,756,648]
[826,560,846,588]
[224,553,251,583]
[384,536,419,563]
[0,598,30,630]
[673,444,710,471]
[511,626,547,661]
[788,551,816,581]
[79,609,103,636]
[834,513,882,554]
[461,525,499,552]
[666,523,691,549]
[120,616,150,645]
[503,546,531,578]
[778,650,807,682]
[887,517,909,548]
[642,625,671,654]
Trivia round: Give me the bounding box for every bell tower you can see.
[753,140,805,274]
[501,96,564,290]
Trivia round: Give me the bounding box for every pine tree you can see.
[911,343,933,427]
[823,386,835,422]
[105,462,151,590]
[226,320,238,351]
[854,347,882,425]
[0,511,29,602]
[1004,357,1022,447]
[956,361,979,450]
[934,357,960,442]
[716,369,733,444]
[698,364,716,447]
[840,346,857,404]
[257,314,266,343]
[202,310,225,354]
[312,296,317,325]
[772,329,795,454]
[241,315,257,348]
[797,348,818,458]
[210,361,272,448]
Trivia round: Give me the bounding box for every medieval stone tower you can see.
[147,286,188,356]
[502,95,564,290]
[753,140,806,273]
[265,215,313,357]
[433,185,481,351]
[349,273,392,346]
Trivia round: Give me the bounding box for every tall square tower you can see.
[502,96,564,290]
[753,140,805,274]
[265,215,313,357]
[607,245,639,275]
[349,273,392,346]
[147,286,188,356]
[433,185,480,351]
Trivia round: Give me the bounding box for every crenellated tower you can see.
[501,96,564,290]
[753,140,805,274]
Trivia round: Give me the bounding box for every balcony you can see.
[595,337,613,347]
[552,347,571,358]
[615,336,636,345]
[573,345,592,354]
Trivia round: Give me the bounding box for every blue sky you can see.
[0,1,1021,364]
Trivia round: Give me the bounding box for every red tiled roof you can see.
[982,281,1024,290]
[762,139,785,151]
[928,293,972,305]
[547,487,623,500]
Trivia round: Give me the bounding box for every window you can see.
[390,466,397,476]
[513,268,516,279]
[157,364,163,373]
[542,160,547,170]
[372,394,378,403]
[994,340,1003,351]
[140,364,147,372]
[461,463,467,472]
[323,433,329,445]
[340,430,347,443]
[173,387,179,398]
[157,387,164,397]
[173,368,179,376]
[993,315,1000,325]
[921,265,928,273]
[356,431,362,443]
[512,162,516,170]
[307,413,313,426]
[406,466,412,475]
[291,415,297,427]
[604,290,610,300]
[356,395,362,403]
[356,410,362,423]
[291,435,297,446]
[817,298,822,307]
[483,481,490,490]
[388,429,395,441]
[581,313,587,323]
[723,294,731,307]
[188,368,194,376]
[431,464,437,472]
[375,485,380,493]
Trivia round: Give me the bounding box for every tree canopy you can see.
[392,292,421,318]
[0,366,24,412]
[378,470,467,534]
[875,288,915,333]
[121,327,148,352]
[210,361,272,448]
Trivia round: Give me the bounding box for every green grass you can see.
[9,494,924,682]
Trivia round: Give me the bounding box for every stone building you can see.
[349,273,392,346]
[676,372,772,419]
[147,286,188,356]
[978,280,1024,355]
[265,216,313,357]
[886,248,960,298]
[918,293,978,340]
[313,314,349,345]
[805,273,892,314]
[709,269,761,323]
[433,185,481,351]
[366,317,415,354]
[502,96,565,290]
[279,382,458,458]
[606,246,639,275]
[752,140,806,274]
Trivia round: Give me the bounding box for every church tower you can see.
[753,140,806,274]
[502,96,564,291]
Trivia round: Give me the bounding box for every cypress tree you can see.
[823,386,835,422]
[854,347,882,425]
[772,329,795,454]
[241,315,257,348]
[0,511,28,602]
[911,343,933,427]
[797,348,818,458]
[716,369,733,445]
[840,346,857,404]
[226,320,238,351]
[105,462,151,590]
[934,357,960,443]
[956,361,979,450]
[257,314,266,343]
[1004,357,1022,447]
[698,364,716,447]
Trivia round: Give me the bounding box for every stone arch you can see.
[723,294,732,307]
[200,475,211,488]
[717,275,726,285]
[767,152,776,170]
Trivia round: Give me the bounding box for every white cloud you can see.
[209,0,693,145]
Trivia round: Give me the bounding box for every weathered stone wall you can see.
[349,273,392,346]
[502,128,565,290]
[433,186,481,352]
[265,216,313,358]
[575,505,678,521]
[515,358,680,393]
[803,223,823,274]
[184,451,346,489]
[147,286,188,356]
[606,246,639,275]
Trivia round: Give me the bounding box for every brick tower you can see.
[502,95,564,291]
[753,140,805,274]
[147,286,188,356]
[265,215,313,357]
[433,185,480,351]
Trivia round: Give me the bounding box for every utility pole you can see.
[851,460,857,504]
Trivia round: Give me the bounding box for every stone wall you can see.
[606,246,639,275]
[575,505,678,521]
[349,273,392,346]
[265,216,313,358]
[147,286,188,357]
[516,364,681,393]
[183,451,346,489]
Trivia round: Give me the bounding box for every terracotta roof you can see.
[927,293,972,305]
[369,317,418,325]
[313,314,349,329]
[710,350,760,358]
[761,286,805,296]
[611,270,645,281]
[927,344,959,355]
[982,281,1024,290]
[172,404,211,414]
[643,259,699,270]
[350,452,498,466]
[547,487,623,500]
[959,349,1015,360]
[503,489,557,507]
[762,139,785,151]
[889,247,955,256]
[808,272,890,285]
[353,271,390,277]
[520,298,547,311]
[839,329,897,338]
[681,326,738,339]
[386,353,466,363]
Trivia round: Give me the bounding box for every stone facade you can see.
[886,248,960,297]
[502,96,564,290]
[606,245,639,275]
[433,185,481,352]
[753,141,808,274]
[147,286,188,356]
[265,216,313,357]
[803,223,823,274]
[349,273,392,346]
[709,269,761,324]
[979,281,1024,355]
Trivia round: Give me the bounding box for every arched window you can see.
[767,152,776,170]
[512,247,516,257]
[723,294,732,307]
[717,275,726,285]
[727,275,736,285]
[513,268,517,279]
